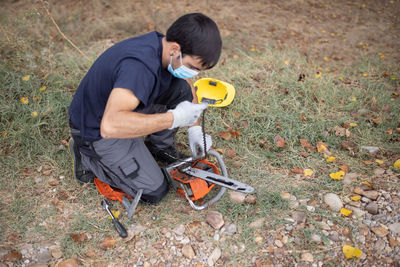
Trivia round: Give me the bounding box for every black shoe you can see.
[145,142,189,165]
[68,138,96,184]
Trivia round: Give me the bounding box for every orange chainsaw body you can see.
[169,159,218,201]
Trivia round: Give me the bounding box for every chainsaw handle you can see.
[182,149,228,210]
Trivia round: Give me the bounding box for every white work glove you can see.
[168,101,208,129]
[188,125,212,158]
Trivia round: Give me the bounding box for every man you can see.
[68,13,222,204]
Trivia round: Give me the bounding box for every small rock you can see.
[328,231,340,242]
[292,211,307,224]
[365,202,379,215]
[249,218,265,228]
[361,146,379,154]
[143,262,151,267]
[306,205,315,212]
[274,240,283,248]
[361,197,371,203]
[389,237,399,247]
[343,173,358,185]
[207,247,221,266]
[373,168,386,175]
[206,211,224,230]
[354,187,364,195]
[55,258,79,267]
[362,190,379,200]
[280,192,291,200]
[37,251,52,263]
[229,191,246,204]
[182,245,195,259]
[323,193,343,211]
[358,108,369,116]
[244,195,257,204]
[214,233,220,241]
[311,234,321,243]
[225,223,237,235]
[282,236,289,244]
[372,225,390,237]
[349,206,366,218]
[301,252,314,262]
[374,238,386,253]
[172,224,186,236]
[388,222,400,234]
[50,248,63,259]
[318,221,331,231]
[254,236,263,244]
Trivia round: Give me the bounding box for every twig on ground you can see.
[40,0,90,62]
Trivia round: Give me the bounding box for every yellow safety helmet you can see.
[193,78,236,107]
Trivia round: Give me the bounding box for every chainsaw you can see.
[162,149,254,210]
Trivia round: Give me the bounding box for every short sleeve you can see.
[113,59,155,106]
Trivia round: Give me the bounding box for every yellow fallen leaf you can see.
[284,60,289,65]
[363,73,368,77]
[317,143,328,153]
[350,196,361,201]
[394,159,400,168]
[1,131,7,137]
[340,208,353,217]
[20,97,29,105]
[31,111,38,117]
[39,86,47,91]
[315,71,322,78]
[108,210,120,220]
[326,156,336,163]
[351,96,357,102]
[250,45,255,52]
[375,159,383,165]
[330,171,345,180]
[304,169,313,176]
[349,123,358,127]
[22,75,31,81]
[342,245,362,259]
[324,56,329,61]
[364,181,372,188]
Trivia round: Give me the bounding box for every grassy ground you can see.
[1,0,399,266]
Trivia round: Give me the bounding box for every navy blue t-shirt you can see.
[68,31,173,141]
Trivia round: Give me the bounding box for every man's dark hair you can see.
[166,13,222,69]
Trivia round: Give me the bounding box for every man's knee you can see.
[141,178,169,204]
[169,78,193,104]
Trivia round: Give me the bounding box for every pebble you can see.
[249,218,265,228]
[374,168,386,175]
[206,211,224,230]
[274,240,283,248]
[280,192,291,200]
[361,197,372,203]
[182,245,195,259]
[282,236,289,244]
[172,224,186,236]
[318,221,331,231]
[388,223,400,234]
[358,108,369,116]
[363,190,379,200]
[361,146,379,154]
[214,233,220,241]
[328,231,340,242]
[343,173,358,185]
[374,239,386,253]
[292,211,307,224]
[349,206,366,218]
[207,247,221,266]
[225,223,237,235]
[181,238,190,244]
[366,202,379,215]
[311,234,321,243]
[301,252,314,262]
[307,205,315,212]
[229,191,246,204]
[324,193,343,211]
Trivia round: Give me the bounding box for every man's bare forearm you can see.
[101,111,174,139]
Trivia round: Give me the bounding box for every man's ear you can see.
[168,42,181,56]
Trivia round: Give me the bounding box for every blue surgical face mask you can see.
[168,52,199,79]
